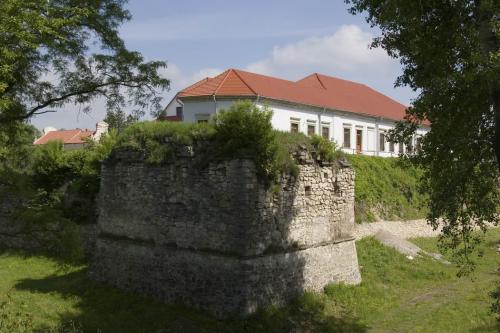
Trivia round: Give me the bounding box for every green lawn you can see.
[1,229,499,333]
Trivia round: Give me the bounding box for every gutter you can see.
[213,94,217,115]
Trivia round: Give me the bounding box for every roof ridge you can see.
[69,129,82,142]
[316,73,364,86]
[230,68,298,85]
[213,69,233,95]
[231,69,257,95]
[313,73,327,89]
[180,77,211,94]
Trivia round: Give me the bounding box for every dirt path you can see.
[352,219,442,240]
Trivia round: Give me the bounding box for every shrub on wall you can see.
[117,121,215,163]
[116,101,344,184]
[213,101,278,180]
[347,155,428,223]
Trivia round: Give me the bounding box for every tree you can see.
[0,0,169,125]
[103,109,139,132]
[345,0,499,274]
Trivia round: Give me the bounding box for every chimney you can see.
[93,121,109,141]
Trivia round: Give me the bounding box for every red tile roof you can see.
[34,129,94,145]
[178,69,409,122]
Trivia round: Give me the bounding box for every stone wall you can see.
[90,147,361,317]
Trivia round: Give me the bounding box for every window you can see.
[175,106,183,119]
[379,132,386,152]
[304,185,312,196]
[343,126,351,148]
[321,123,330,139]
[389,141,395,153]
[355,129,363,153]
[195,114,210,123]
[290,118,300,133]
[307,121,316,136]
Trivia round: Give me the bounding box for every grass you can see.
[347,154,429,223]
[1,229,499,332]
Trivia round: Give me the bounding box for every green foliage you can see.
[116,101,344,184]
[31,141,75,191]
[213,101,277,180]
[347,155,428,223]
[0,122,39,171]
[104,109,141,132]
[310,134,344,162]
[346,0,500,275]
[274,131,312,177]
[0,0,169,126]
[490,281,500,320]
[1,230,499,332]
[0,124,118,262]
[117,121,215,163]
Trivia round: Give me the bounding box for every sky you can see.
[31,0,416,131]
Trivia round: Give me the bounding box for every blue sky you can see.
[31,0,416,130]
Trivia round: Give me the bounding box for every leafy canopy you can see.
[0,0,169,124]
[346,0,500,274]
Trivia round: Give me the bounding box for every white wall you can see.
[165,98,182,117]
[178,97,429,157]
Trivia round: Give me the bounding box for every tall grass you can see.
[348,155,428,223]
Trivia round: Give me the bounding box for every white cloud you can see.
[246,25,392,77]
[245,24,415,104]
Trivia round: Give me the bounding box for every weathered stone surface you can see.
[96,150,356,256]
[90,147,362,316]
[90,237,361,317]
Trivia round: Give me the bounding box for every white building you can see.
[163,69,429,157]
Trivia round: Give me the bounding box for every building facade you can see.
[163,69,429,157]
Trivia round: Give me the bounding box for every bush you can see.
[310,134,344,162]
[31,141,75,191]
[347,155,428,223]
[0,129,119,262]
[116,101,345,185]
[213,101,277,180]
[117,121,215,163]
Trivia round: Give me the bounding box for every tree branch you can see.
[1,79,149,122]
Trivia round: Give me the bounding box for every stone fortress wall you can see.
[90,146,361,317]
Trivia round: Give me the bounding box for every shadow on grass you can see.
[14,268,368,333]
